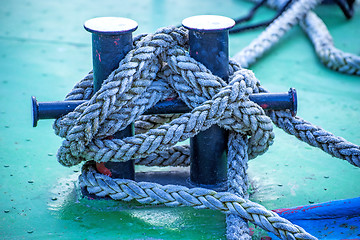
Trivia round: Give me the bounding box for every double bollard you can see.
[31,15,297,194]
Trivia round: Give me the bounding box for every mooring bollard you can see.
[31,15,298,191]
[182,15,235,189]
[83,17,138,181]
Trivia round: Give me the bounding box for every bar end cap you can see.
[84,17,138,35]
[31,96,39,127]
[289,88,297,117]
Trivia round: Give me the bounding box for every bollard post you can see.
[183,15,235,189]
[84,17,138,180]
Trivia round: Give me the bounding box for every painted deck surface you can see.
[0,0,359,239]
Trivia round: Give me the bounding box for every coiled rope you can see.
[300,11,360,75]
[234,0,322,67]
[236,0,360,75]
[52,8,360,240]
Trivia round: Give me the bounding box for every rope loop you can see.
[79,163,317,240]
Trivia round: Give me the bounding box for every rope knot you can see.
[54,27,273,167]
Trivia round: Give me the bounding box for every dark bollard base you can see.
[138,170,227,192]
[190,125,228,187]
[136,169,190,187]
[188,180,227,192]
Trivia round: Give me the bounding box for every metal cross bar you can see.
[32,89,297,127]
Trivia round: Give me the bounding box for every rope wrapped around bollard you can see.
[54,26,274,167]
[80,162,316,240]
[52,25,360,239]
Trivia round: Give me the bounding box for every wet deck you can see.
[0,0,359,239]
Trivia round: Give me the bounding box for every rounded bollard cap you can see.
[31,96,39,127]
[84,17,138,35]
[182,15,235,32]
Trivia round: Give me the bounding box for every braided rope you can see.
[64,71,94,100]
[134,114,181,134]
[79,164,316,240]
[54,28,274,167]
[226,134,251,240]
[268,109,360,167]
[80,67,272,164]
[52,14,360,238]
[233,0,322,68]
[135,145,190,167]
[57,66,360,169]
[242,0,360,75]
[53,26,312,238]
[300,11,360,75]
[54,27,188,165]
[232,0,360,165]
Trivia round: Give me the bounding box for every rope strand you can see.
[79,164,317,240]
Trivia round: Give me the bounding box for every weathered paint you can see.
[95,162,112,177]
[268,198,360,239]
[273,197,360,220]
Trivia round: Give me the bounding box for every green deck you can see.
[0,0,359,239]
